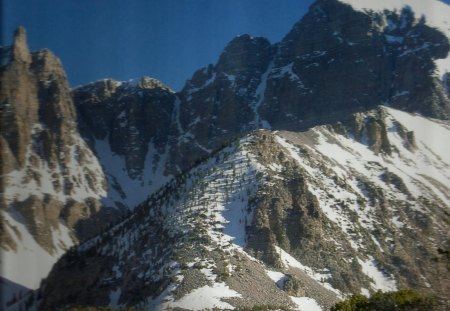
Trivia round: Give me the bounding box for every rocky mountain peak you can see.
[31,49,68,81]
[136,76,173,92]
[73,74,176,208]
[257,0,450,130]
[3,3,450,310]
[1,27,112,301]
[216,34,273,75]
[38,107,450,309]
[72,79,122,106]
[11,26,31,64]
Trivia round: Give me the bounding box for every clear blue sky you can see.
[2,0,314,91]
[2,0,450,91]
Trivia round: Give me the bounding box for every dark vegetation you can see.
[331,289,437,311]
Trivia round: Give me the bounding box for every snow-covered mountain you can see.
[0,27,116,310]
[1,0,450,310]
[65,0,450,212]
[40,106,450,310]
[73,77,175,209]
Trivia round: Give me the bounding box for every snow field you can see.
[94,137,171,209]
[273,106,450,298]
[4,134,106,204]
[290,296,323,311]
[275,246,340,296]
[357,257,397,292]
[101,136,266,309]
[1,210,74,300]
[275,134,381,251]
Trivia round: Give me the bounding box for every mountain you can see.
[68,0,450,204]
[73,77,175,209]
[0,28,122,309]
[1,0,450,310]
[40,106,450,310]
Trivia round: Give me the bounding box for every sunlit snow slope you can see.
[271,106,449,299]
[1,131,105,310]
[40,106,450,310]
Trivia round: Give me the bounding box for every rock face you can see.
[39,108,450,310]
[73,77,176,208]
[162,0,450,174]
[169,35,275,171]
[0,27,117,305]
[69,0,450,194]
[260,0,450,128]
[3,0,450,310]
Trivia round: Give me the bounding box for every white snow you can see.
[271,106,449,300]
[224,73,237,85]
[384,108,450,205]
[94,138,171,208]
[266,270,288,288]
[275,107,450,235]
[161,139,263,255]
[172,97,184,134]
[271,62,305,88]
[339,0,450,77]
[3,134,107,204]
[358,257,397,291]
[0,210,74,290]
[108,288,122,308]
[387,107,450,162]
[186,72,216,97]
[361,288,370,297]
[276,133,380,250]
[290,296,323,311]
[1,130,103,310]
[252,62,274,129]
[275,246,340,295]
[384,34,404,44]
[169,283,241,310]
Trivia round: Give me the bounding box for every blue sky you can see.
[2,0,313,91]
[2,0,450,91]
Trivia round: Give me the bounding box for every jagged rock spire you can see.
[11,26,31,64]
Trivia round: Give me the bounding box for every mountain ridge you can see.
[39,106,450,310]
[1,0,450,310]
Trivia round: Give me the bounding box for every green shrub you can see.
[331,289,436,311]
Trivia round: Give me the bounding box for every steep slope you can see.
[338,0,450,77]
[73,77,175,208]
[69,0,450,196]
[259,0,450,128]
[3,0,450,310]
[0,28,118,309]
[39,106,450,310]
[40,133,315,310]
[261,107,450,300]
[167,0,450,173]
[171,35,275,169]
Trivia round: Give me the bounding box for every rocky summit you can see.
[1,0,450,311]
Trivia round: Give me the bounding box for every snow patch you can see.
[169,283,241,310]
[290,296,323,311]
[94,138,171,208]
[252,62,274,128]
[109,288,122,308]
[3,135,106,204]
[275,246,339,295]
[1,210,74,290]
[358,257,397,291]
[266,270,288,288]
